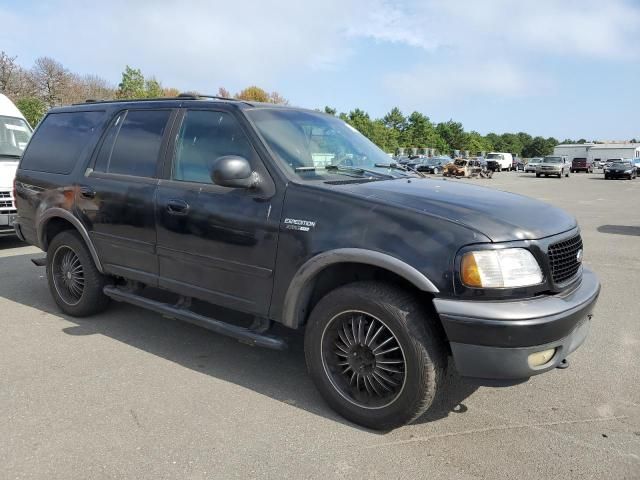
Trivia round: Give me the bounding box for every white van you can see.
[0,94,33,237]
[485,152,514,171]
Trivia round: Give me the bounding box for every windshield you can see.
[543,157,562,164]
[246,108,411,181]
[0,115,32,159]
[486,153,503,160]
[612,161,632,167]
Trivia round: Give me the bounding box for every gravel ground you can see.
[1,171,639,479]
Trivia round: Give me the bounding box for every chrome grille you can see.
[0,200,14,208]
[0,191,10,198]
[548,234,583,285]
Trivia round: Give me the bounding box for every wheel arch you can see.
[37,208,104,273]
[281,248,439,329]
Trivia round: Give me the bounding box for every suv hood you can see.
[344,178,576,242]
[0,159,18,189]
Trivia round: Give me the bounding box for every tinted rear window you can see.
[94,109,171,177]
[20,111,104,174]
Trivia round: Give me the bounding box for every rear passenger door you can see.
[76,108,175,285]
[155,108,282,316]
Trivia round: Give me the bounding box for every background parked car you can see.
[570,157,594,173]
[536,156,570,178]
[604,160,637,180]
[415,156,451,174]
[525,157,543,173]
[486,152,513,171]
[443,158,483,177]
[513,158,525,171]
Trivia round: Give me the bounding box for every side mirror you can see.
[211,156,257,189]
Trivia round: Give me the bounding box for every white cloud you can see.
[384,61,554,103]
[1,0,638,102]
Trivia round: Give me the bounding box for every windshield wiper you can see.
[325,164,395,179]
[374,162,426,178]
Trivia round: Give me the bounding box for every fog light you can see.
[528,348,556,368]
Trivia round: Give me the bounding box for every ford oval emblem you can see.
[576,249,583,263]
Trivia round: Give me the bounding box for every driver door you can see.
[155,108,283,315]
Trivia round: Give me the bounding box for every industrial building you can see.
[553,143,640,163]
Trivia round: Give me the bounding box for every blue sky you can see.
[1,0,639,140]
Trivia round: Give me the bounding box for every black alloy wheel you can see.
[321,311,406,409]
[51,245,85,306]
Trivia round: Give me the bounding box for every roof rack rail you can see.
[177,93,240,102]
[73,94,242,106]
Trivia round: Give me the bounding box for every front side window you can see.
[172,110,253,184]
[0,115,32,159]
[95,109,171,177]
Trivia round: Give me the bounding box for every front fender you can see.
[281,248,439,328]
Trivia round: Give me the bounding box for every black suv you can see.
[14,96,600,430]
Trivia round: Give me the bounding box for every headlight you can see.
[624,169,632,173]
[461,248,543,288]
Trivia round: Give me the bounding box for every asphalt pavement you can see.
[1,171,639,479]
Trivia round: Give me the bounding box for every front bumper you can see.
[433,267,600,380]
[606,171,632,178]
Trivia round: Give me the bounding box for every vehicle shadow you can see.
[0,236,26,250]
[597,225,640,237]
[0,252,479,432]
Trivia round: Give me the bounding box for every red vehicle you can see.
[570,157,593,173]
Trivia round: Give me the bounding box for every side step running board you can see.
[103,286,287,351]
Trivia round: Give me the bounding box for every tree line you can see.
[1,49,591,158]
[0,51,289,127]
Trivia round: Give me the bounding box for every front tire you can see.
[46,230,110,317]
[304,282,446,430]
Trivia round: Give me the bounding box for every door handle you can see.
[79,186,96,199]
[166,199,189,215]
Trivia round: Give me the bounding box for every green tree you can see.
[436,120,465,151]
[346,108,373,139]
[116,66,145,99]
[383,107,407,150]
[464,131,490,154]
[324,106,337,116]
[16,96,47,127]
[405,112,431,148]
[522,136,549,157]
[145,78,163,98]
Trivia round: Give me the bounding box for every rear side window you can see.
[20,111,104,174]
[94,109,171,177]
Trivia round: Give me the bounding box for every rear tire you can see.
[46,230,110,317]
[304,282,446,430]
[536,173,540,178]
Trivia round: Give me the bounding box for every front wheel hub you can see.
[321,311,407,409]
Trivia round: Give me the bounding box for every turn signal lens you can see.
[461,253,482,287]
[460,248,543,288]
